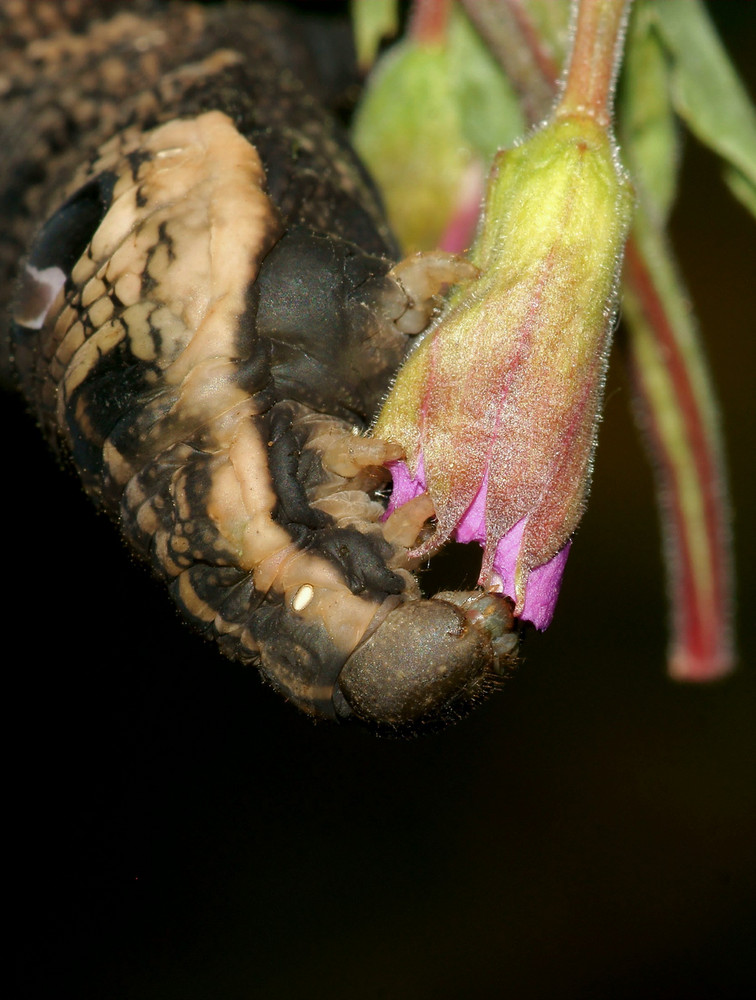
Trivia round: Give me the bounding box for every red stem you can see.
[409,0,452,45]
[507,0,562,92]
[623,239,733,677]
[558,0,631,126]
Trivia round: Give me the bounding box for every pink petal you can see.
[385,458,570,630]
[384,457,426,518]
[454,474,488,545]
[520,542,571,630]
[490,518,571,631]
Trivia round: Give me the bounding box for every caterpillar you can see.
[1,0,519,732]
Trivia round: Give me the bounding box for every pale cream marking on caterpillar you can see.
[292,584,315,612]
[44,111,280,494]
[209,416,389,656]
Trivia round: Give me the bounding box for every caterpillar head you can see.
[334,591,519,734]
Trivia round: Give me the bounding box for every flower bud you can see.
[351,5,524,253]
[374,111,634,628]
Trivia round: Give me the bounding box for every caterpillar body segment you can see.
[3,1,519,730]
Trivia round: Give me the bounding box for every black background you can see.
[7,3,755,998]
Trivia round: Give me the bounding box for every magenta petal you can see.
[454,473,489,545]
[384,457,426,519]
[492,519,571,630]
[385,458,570,630]
[521,543,571,630]
[490,517,526,601]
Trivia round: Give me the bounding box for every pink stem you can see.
[557,0,632,126]
[623,239,733,679]
[409,0,452,45]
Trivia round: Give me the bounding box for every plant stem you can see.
[623,224,734,679]
[458,0,557,124]
[409,0,452,45]
[557,0,632,126]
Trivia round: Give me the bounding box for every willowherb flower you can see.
[374,100,634,629]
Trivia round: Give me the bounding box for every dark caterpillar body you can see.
[1,0,519,731]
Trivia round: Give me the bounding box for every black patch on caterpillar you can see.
[255,227,395,421]
[232,290,276,410]
[249,597,352,716]
[310,526,405,598]
[65,346,161,489]
[171,564,261,634]
[27,172,117,281]
[126,150,152,208]
[265,403,404,599]
[267,405,329,531]
[102,388,178,484]
[211,571,260,635]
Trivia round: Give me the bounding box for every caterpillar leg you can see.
[387,252,480,334]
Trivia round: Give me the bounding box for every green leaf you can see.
[724,165,756,218]
[618,1,680,223]
[651,0,756,219]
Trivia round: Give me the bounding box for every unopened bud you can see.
[374,109,634,628]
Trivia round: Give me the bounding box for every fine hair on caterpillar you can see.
[1,0,520,734]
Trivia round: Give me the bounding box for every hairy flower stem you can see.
[558,0,631,126]
[409,0,452,44]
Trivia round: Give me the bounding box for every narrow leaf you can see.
[618,0,680,223]
[651,0,756,218]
